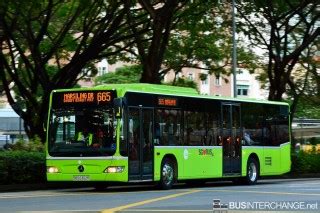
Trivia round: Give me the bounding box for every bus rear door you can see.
[222,103,241,175]
[128,107,154,181]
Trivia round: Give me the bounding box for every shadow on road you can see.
[2,176,319,193]
[62,178,289,193]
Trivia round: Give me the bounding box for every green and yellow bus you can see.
[46,83,291,189]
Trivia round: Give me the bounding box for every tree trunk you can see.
[268,82,286,101]
[137,0,179,84]
[140,60,161,84]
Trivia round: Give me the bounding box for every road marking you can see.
[119,210,211,212]
[101,190,201,213]
[0,191,119,199]
[20,211,100,213]
[0,190,196,200]
[0,189,176,199]
[204,189,320,196]
[0,193,71,199]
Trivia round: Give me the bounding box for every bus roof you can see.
[94,83,198,96]
[95,83,288,106]
[52,83,289,106]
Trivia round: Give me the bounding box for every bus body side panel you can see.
[241,147,264,176]
[280,142,291,174]
[262,147,281,175]
[47,158,128,182]
[154,146,223,181]
[241,143,291,177]
[153,147,183,182]
[262,142,291,176]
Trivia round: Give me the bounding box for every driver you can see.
[77,127,93,146]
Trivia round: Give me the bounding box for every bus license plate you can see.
[73,175,90,181]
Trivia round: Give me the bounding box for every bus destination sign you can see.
[52,90,115,108]
[63,92,95,103]
[158,97,178,107]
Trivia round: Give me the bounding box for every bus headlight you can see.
[105,166,124,173]
[47,166,59,173]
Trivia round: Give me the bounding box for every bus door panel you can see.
[141,108,153,178]
[128,108,140,177]
[128,107,153,181]
[222,104,241,175]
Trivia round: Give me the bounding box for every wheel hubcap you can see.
[248,162,257,182]
[162,163,173,186]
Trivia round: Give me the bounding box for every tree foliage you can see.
[116,0,260,84]
[236,0,320,111]
[164,1,260,80]
[165,78,198,90]
[295,96,320,119]
[0,0,318,141]
[0,0,146,141]
[122,0,189,83]
[95,65,142,85]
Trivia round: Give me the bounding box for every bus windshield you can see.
[48,108,116,157]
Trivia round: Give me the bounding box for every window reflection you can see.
[49,108,116,156]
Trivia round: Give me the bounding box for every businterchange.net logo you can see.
[212,199,318,212]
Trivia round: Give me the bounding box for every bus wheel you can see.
[245,158,259,185]
[159,158,175,190]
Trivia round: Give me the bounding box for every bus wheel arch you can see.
[159,154,177,190]
[245,153,260,185]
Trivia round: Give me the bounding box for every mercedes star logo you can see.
[78,165,84,173]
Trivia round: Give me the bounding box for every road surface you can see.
[0,178,319,213]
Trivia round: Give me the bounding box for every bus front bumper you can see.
[46,158,128,182]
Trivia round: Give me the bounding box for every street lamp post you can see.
[231,0,237,98]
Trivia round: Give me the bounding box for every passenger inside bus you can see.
[243,127,254,145]
[154,123,160,145]
[143,140,151,161]
[93,127,104,148]
[129,132,139,160]
[77,127,93,146]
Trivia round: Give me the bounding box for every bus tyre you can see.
[245,158,259,185]
[159,158,175,190]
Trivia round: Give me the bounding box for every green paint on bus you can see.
[46,84,291,189]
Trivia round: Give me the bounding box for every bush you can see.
[4,136,44,152]
[0,150,46,184]
[291,150,320,174]
[309,137,320,145]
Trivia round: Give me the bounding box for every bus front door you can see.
[222,104,241,175]
[128,107,153,181]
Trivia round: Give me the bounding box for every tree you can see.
[123,0,189,83]
[163,1,260,82]
[0,0,146,141]
[236,0,320,113]
[95,65,142,85]
[0,79,4,96]
[163,0,228,79]
[165,78,198,90]
[295,96,320,119]
[123,0,210,83]
[119,0,260,84]
[289,43,320,116]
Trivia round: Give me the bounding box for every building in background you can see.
[0,108,26,148]
[234,68,268,99]
[163,66,268,99]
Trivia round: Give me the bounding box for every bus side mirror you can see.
[113,98,123,118]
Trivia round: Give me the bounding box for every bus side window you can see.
[207,113,220,146]
[156,109,181,146]
[155,109,166,146]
